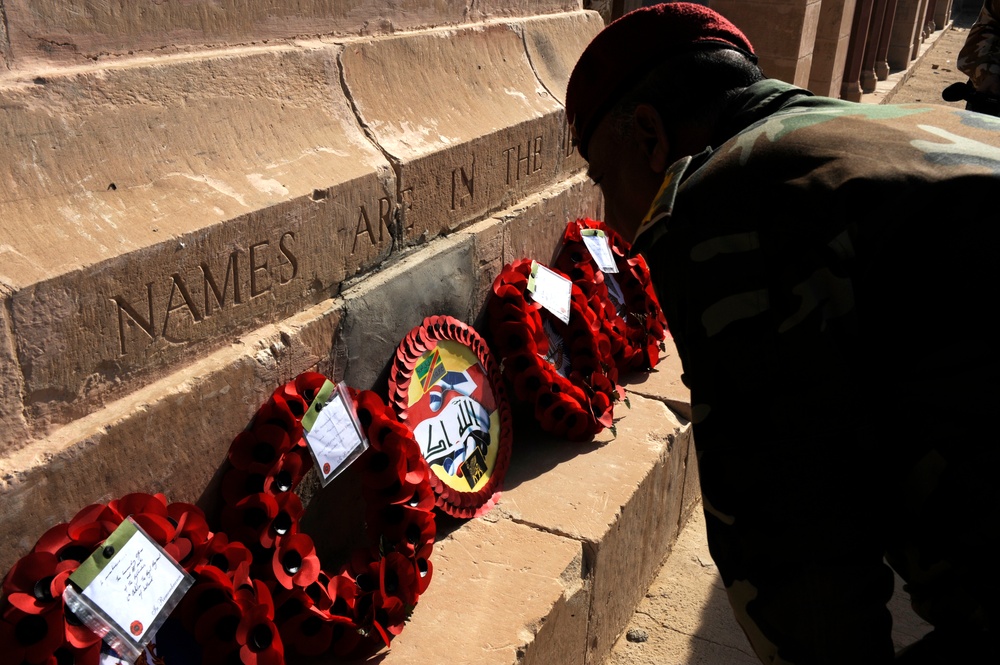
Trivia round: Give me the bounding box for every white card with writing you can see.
[581,229,619,274]
[65,518,193,661]
[303,380,369,486]
[527,261,572,324]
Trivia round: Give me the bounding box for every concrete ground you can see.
[605,12,985,665]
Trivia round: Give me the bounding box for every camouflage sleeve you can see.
[958,0,1000,93]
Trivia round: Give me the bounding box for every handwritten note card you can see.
[303,380,369,486]
[527,261,572,324]
[581,229,619,274]
[67,519,192,660]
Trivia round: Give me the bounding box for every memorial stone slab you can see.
[341,18,583,244]
[522,10,604,105]
[0,47,393,429]
[0,300,344,574]
[0,0,581,69]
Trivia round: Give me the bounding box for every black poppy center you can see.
[301,615,324,637]
[368,452,390,474]
[417,558,430,578]
[282,550,303,575]
[244,507,269,528]
[271,511,293,536]
[250,624,274,651]
[287,399,305,418]
[356,572,377,593]
[252,441,276,465]
[273,471,293,493]
[215,614,239,642]
[276,598,305,623]
[15,614,48,646]
[197,587,228,612]
[405,522,422,545]
[58,545,91,563]
[383,504,404,526]
[302,388,316,403]
[383,570,399,594]
[210,553,230,573]
[244,473,266,495]
[33,576,55,603]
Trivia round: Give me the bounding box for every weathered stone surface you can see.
[0,1,11,69]
[712,0,823,88]
[621,335,691,422]
[808,0,857,97]
[337,234,479,391]
[371,517,587,665]
[0,0,581,68]
[0,290,29,456]
[0,300,343,574]
[498,393,686,665]
[341,20,579,244]
[522,10,604,105]
[502,172,604,266]
[0,47,392,429]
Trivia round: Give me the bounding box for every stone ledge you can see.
[0,0,583,69]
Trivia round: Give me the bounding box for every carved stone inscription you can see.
[503,135,543,184]
[112,231,299,356]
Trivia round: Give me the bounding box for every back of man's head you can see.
[566,2,759,160]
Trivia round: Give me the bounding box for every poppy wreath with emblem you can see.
[552,218,668,373]
[388,316,513,519]
[0,373,435,665]
[486,259,624,441]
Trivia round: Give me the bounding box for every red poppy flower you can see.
[278,606,350,657]
[258,491,302,550]
[255,396,303,439]
[369,503,436,561]
[272,533,320,590]
[221,493,279,547]
[178,566,236,632]
[221,467,273,506]
[2,552,75,616]
[2,605,65,664]
[265,447,311,495]
[107,492,169,522]
[228,424,294,475]
[193,598,242,664]
[236,602,285,665]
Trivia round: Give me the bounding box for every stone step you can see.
[0,9,603,451]
[342,358,695,665]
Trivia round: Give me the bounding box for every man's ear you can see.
[633,104,670,173]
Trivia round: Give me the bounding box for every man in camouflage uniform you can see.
[567,3,999,663]
[955,0,1000,114]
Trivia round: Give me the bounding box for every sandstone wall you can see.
[0,1,603,568]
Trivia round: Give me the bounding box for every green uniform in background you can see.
[635,79,1000,663]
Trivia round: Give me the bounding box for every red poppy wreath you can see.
[486,259,624,441]
[388,316,513,519]
[0,373,435,665]
[552,218,668,373]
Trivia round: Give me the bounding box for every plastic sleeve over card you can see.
[63,518,194,661]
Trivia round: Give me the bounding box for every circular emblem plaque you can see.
[389,316,512,518]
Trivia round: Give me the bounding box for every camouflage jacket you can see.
[958,0,1000,92]
[633,79,1000,458]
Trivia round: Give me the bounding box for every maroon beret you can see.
[566,2,756,160]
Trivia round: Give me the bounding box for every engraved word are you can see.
[111,231,298,355]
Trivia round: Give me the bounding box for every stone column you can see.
[862,0,892,92]
[710,0,824,88]
[809,0,859,96]
[934,0,953,28]
[843,0,876,100]
[888,0,925,69]
[874,0,900,79]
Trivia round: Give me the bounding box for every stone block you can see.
[620,335,691,422]
[0,47,393,429]
[0,290,29,456]
[504,173,604,266]
[337,234,480,392]
[0,300,343,575]
[0,1,10,69]
[497,393,687,665]
[809,0,857,96]
[371,517,588,665]
[0,0,581,68]
[341,20,577,245]
[889,0,925,69]
[712,0,822,88]
[522,10,604,105]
